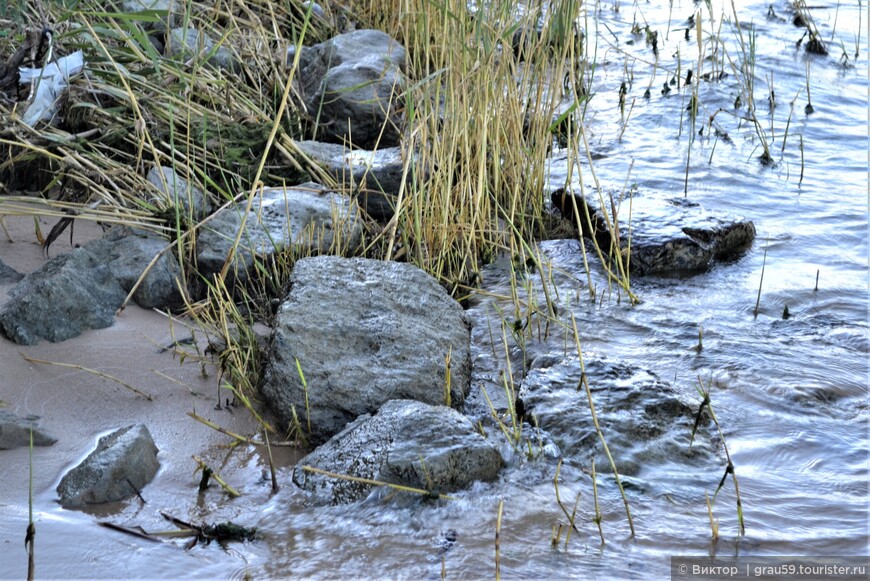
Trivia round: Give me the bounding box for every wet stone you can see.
[261,256,472,446]
[0,248,126,345]
[86,227,185,311]
[518,354,714,476]
[0,258,23,284]
[292,399,503,504]
[551,189,755,275]
[196,182,362,285]
[146,166,210,220]
[166,27,235,70]
[293,29,406,149]
[121,0,179,31]
[0,411,57,450]
[56,424,159,508]
[293,141,414,220]
[0,223,188,344]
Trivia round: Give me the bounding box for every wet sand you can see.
[0,216,282,579]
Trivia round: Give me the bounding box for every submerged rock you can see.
[196,182,362,285]
[293,399,503,504]
[518,354,713,476]
[551,189,755,275]
[0,411,57,449]
[56,424,159,508]
[294,141,414,220]
[293,29,406,149]
[261,256,471,446]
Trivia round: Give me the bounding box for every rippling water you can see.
[249,0,867,578]
[3,0,865,578]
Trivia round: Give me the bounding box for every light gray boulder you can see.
[196,182,362,284]
[551,189,755,275]
[56,424,159,507]
[293,29,406,149]
[0,248,126,345]
[294,140,415,220]
[293,399,503,504]
[261,256,472,446]
[0,411,57,449]
[166,27,235,70]
[120,0,178,31]
[146,166,210,220]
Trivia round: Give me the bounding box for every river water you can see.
[1,0,866,578]
[255,0,868,577]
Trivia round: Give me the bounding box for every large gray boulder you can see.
[196,182,362,284]
[0,248,126,345]
[261,256,472,446]
[294,141,415,220]
[292,29,406,149]
[551,189,755,275]
[0,411,57,450]
[293,399,503,504]
[56,424,159,507]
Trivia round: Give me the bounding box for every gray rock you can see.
[0,226,184,344]
[300,1,327,21]
[166,27,235,70]
[293,399,503,504]
[294,141,416,220]
[551,190,755,275]
[146,166,209,220]
[0,411,57,449]
[294,29,406,149]
[0,249,126,345]
[196,182,362,284]
[261,256,471,445]
[57,424,159,507]
[518,355,714,476]
[87,227,185,310]
[0,258,23,284]
[121,0,178,31]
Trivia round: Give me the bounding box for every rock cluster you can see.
[260,256,504,503]
[0,21,755,511]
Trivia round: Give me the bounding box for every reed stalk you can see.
[571,314,635,536]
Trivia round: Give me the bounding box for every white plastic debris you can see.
[18,50,85,127]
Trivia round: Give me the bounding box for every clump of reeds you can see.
[727,0,774,166]
[345,0,621,299]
